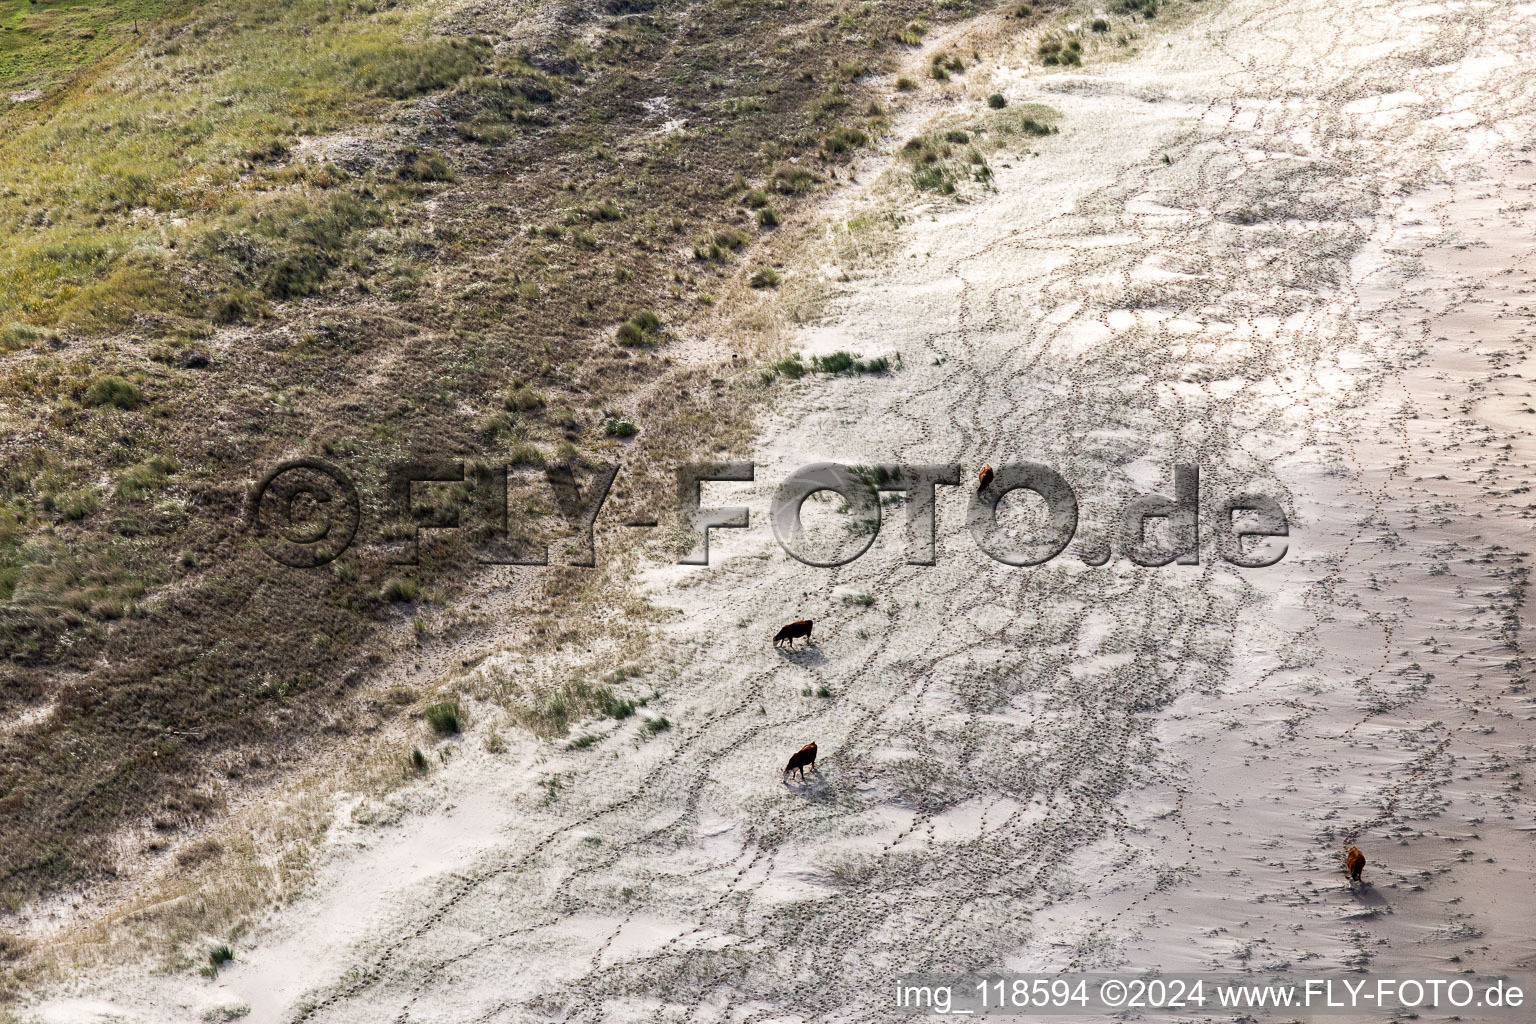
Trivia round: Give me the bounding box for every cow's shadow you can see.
[782,771,833,799]
[1349,882,1389,908]
[774,641,826,667]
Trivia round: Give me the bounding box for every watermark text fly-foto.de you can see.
[890,973,1527,1015]
[246,458,1289,570]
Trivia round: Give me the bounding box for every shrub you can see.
[603,416,638,437]
[85,376,142,410]
[256,194,380,299]
[355,36,491,99]
[504,385,546,411]
[381,577,420,602]
[714,229,748,252]
[894,20,926,45]
[408,748,429,773]
[600,692,636,719]
[757,206,780,228]
[822,126,868,156]
[616,310,663,346]
[117,456,179,499]
[769,354,808,379]
[813,350,856,374]
[912,164,956,194]
[770,164,818,193]
[1019,117,1056,137]
[208,945,234,968]
[742,188,770,209]
[399,148,454,182]
[930,53,964,80]
[210,288,266,324]
[1092,18,1110,32]
[988,93,1007,109]
[640,716,671,737]
[424,699,462,735]
[770,350,898,379]
[48,487,99,521]
[509,442,546,466]
[1038,38,1081,66]
[0,323,52,352]
[896,76,917,92]
[749,268,782,289]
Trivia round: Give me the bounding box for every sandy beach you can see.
[17,0,1536,1021]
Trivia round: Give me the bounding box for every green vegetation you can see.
[694,227,750,262]
[207,944,234,968]
[822,125,868,157]
[506,675,639,738]
[1039,37,1083,66]
[768,351,899,379]
[988,103,1063,141]
[988,93,1007,109]
[116,455,178,499]
[0,0,179,96]
[84,376,142,410]
[381,577,420,603]
[930,52,964,81]
[749,267,782,289]
[616,309,664,346]
[899,128,1002,194]
[424,699,462,736]
[505,384,547,412]
[603,416,638,437]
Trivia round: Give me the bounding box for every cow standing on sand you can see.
[1345,846,1366,884]
[978,464,995,493]
[784,742,817,781]
[773,619,813,649]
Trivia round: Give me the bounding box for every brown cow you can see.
[978,463,995,493]
[773,619,813,648]
[784,741,818,781]
[1345,846,1365,884]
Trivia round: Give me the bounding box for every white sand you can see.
[19,0,1536,1021]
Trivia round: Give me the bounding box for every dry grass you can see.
[0,0,1004,911]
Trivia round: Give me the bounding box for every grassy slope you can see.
[0,0,1028,911]
[0,0,182,94]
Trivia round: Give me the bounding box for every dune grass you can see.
[0,0,183,95]
[0,0,993,917]
[0,0,482,336]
